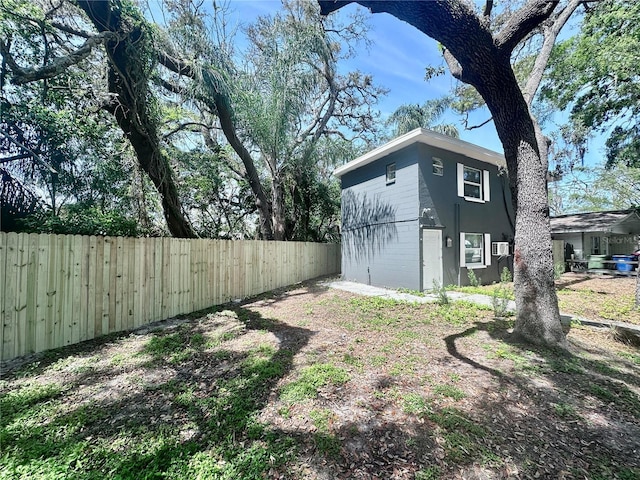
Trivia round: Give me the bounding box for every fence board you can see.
[195,240,203,311]
[214,240,222,305]
[3,233,18,360]
[44,235,56,351]
[54,235,65,348]
[161,237,170,317]
[133,239,142,329]
[26,234,38,355]
[69,236,81,345]
[87,236,97,341]
[153,238,162,323]
[93,237,104,338]
[16,233,28,357]
[170,239,176,316]
[0,232,6,359]
[114,237,123,333]
[79,236,90,342]
[169,239,177,317]
[184,239,191,312]
[127,237,136,331]
[0,233,340,362]
[106,237,116,334]
[143,238,152,326]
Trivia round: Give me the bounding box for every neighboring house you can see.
[550,209,640,260]
[334,128,515,291]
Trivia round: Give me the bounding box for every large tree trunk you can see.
[636,236,640,308]
[76,0,195,238]
[484,82,565,346]
[319,0,567,348]
[213,93,275,240]
[271,176,287,241]
[157,52,275,240]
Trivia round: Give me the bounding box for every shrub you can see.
[500,266,512,283]
[432,280,449,305]
[491,285,511,318]
[467,269,480,287]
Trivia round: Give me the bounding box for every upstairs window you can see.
[386,163,396,184]
[463,166,482,198]
[432,158,443,176]
[457,163,490,202]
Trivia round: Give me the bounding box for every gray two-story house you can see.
[335,128,515,290]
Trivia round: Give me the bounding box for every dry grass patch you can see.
[1,280,639,479]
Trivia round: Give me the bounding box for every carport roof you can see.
[550,209,640,234]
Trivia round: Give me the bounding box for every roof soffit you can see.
[333,128,505,178]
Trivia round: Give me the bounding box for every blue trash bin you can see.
[612,255,635,272]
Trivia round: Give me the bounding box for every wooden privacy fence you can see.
[552,240,565,268]
[0,233,340,362]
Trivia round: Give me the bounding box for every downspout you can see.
[455,202,461,286]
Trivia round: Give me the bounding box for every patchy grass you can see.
[450,273,640,326]
[555,274,640,325]
[279,364,349,403]
[450,284,515,300]
[432,383,466,401]
[1,279,640,479]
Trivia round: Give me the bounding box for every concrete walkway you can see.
[322,280,515,309]
[322,280,640,338]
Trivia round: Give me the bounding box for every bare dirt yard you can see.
[456,272,640,327]
[555,273,640,326]
[2,274,639,479]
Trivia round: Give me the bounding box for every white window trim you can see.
[457,163,491,203]
[591,235,601,255]
[484,233,492,266]
[483,170,490,202]
[432,157,443,176]
[386,163,396,184]
[460,232,492,268]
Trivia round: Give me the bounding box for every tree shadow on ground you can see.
[555,274,599,290]
[442,318,640,478]
[1,297,314,479]
[4,284,640,479]
[1,277,335,378]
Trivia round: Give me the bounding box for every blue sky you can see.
[218,1,604,165]
[226,1,502,149]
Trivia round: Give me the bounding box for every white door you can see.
[422,229,443,291]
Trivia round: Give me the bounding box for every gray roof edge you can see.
[550,209,634,220]
[333,128,505,178]
[550,209,640,234]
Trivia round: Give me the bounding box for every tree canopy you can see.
[386,97,459,138]
[0,0,382,240]
[549,164,640,215]
[542,0,640,169]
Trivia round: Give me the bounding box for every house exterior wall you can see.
[340,146,421,290]
[550,210,640,261]
[558,232,639,257]
[605,234,639,255]
[553,233,584,259]
[416,143,515,286]
[340,141,515,289]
